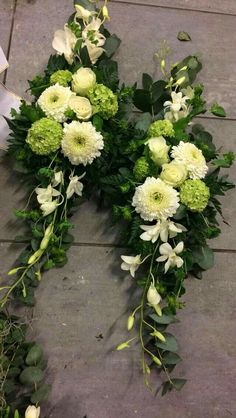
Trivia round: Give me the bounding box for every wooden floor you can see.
[0,1,236,417]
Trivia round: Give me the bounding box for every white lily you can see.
[121,254,142,278]
[52,171,64,187]
[66,173,85,199]
[75,5,96,22]
[52,24,77,64]
[140,220,187,243]
[156,241,184,273]
[25,405,40,418]
[35,185,61,205]
[40,200,58,217]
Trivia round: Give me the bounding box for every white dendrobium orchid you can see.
[25,405,40,418]
[82,18,106,64]
[40,200,58,217]
[164,91,190,122]
[75,5,96,22]
[140,220,187,243]
[35,185,61,205]
[66,173,85,199]
[156,241,184,273]
[52,24,77,65]
[52,171,64,187]
[121,254,142,278]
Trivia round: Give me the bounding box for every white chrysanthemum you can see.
[61,121,104,166]
[132,177,180,221]
[171,141,208,179]
[38,84,74,123]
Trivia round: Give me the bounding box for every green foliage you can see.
[210,102,226,117]
[177,31,191,41]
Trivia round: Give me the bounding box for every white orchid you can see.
[164,91,190,122]
[35,185,61,205]
[140,220,187,243]
[82,18,106,64]
[40,200,58,217]
[121,254,142,278]
[75,5,96,22]
[25,405,40,418]
[52,24,77,64]
[52,171,64,187]
[147,283,162,316]
[66,173,85,199]
[156,241,184,273]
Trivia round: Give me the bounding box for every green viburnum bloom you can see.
[180,179,210,212]
[88,83,118,120]
[50,70,73,87]
[133,157,150,181]
[147,120,175,138]
[26,118,63,155]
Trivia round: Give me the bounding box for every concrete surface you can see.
[0,1,236,417]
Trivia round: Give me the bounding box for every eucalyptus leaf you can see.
[149,313,179,325]
[30,384,51,404]
[162,352,182,365]
[104,34,121,58]
[177,31,191,41]
[172,378,187,390]
[142,73,153,90]
[192,245,214,270]
[135,113,152,133]
[26,344,43,366]
[155,332,179,352]
[20,367,44,386]
[73,0,95,11]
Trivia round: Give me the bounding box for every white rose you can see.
[69,96,93,120]
[72,67,96,96]
[25,405,40,418]
[160,161,187,187]
[147,136,170,166]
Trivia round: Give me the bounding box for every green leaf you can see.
[210,103,226,117]
[135,113,152,133]
[92,114,103,132]
[177,31,191,41]
[149,313,179,325]
[26,344,43,366]
[172,378,187,391]
[104,34,121,58]
[133,89,151,113]
[142,73,153,90]
[212,152,235,168]
[161,381,173,396]
[162,352,182,365]
[155,332,179,352]
[173,204,187,220]
[19,367,44,386]
[31,384,51,404]
[192,245,214,270]
[151,80,166,103]
[80,45,92,67]
[73,0,95,11]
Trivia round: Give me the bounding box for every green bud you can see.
[175,76,186,86]
[119,183,130,194]
[28,249,43,265]
[121,206,132,221]
[8,267,22,276]
[127,315,135,331]
[150,330,166,342]
[152,355,162,366]
[116,342,130,351]
[40,236,50,250]
[154,304,162,317]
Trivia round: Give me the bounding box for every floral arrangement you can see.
[0,0,235,416]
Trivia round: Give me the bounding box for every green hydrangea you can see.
[133,157,150,181]
[50,70,72,87]
[180,179,210,212]
[88,83,118,120]
[147,120,175,138]
[26,118,63,155]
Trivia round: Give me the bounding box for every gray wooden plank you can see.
[9,246,234,417]
[111,0,236,15]
[5,1,236,120]
[0,0,14,81]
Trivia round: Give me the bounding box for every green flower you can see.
[133,157,150,181]
[50,70,72,87]
[88,83,118,120]
[147,120,175,138]
[26,118,63,155]
[180,179,210,212]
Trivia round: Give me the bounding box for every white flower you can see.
[140,220,187,243]
[132,177,179,221]
[52,24,77,64]
[156,242,184,273]
[52,171,64,187]
[147,136,170,166]
[171,141,208,179]
[147,283,161,306]
[40,200,58,217]
[72,67,96,96]
[160,161,187,187]
[25,405,40,418]
[61,121,104,166]
[121,254,142,278]
[82,18,105,64]
[66,173,85,199]
[182,86,194,100]
[38,84,74,123]
[164,91,190,122]
[36,185,60,204]
[69,96,93,120]
[75,5,96,22]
